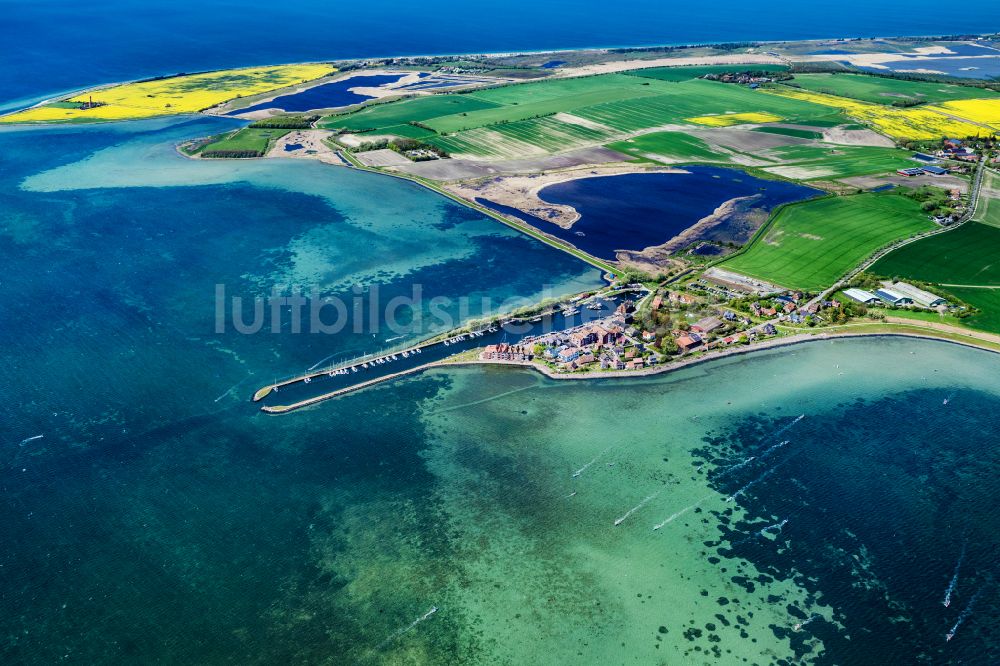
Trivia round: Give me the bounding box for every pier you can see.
[251,293,632,413]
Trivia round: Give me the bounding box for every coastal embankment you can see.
[255,323,1000,413]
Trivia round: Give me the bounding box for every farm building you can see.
[886,282,948,307]
[922,165,948,176]
[676,334,702,352]
[874,288,913,306]
[896,167,925,177]
[691,316,724,334]
[843,288,880,305]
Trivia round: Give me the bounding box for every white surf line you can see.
[424,384,538,416]
[377,606,439,649]
[652,494,714,530]
[572,446,613,478]
[614,491,660,526]
[18,435,44,447]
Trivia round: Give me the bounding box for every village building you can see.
[480,343,531,361]
[668,291,697,305]
[557,347,580,363]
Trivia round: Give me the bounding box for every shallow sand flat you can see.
[840,172,969,193]
[445,165,687,229]
[553,53,785,78]
[266,128,340,163]
[392,146,630,181]
[355,148,413,167]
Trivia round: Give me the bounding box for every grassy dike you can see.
[333,145,619,275]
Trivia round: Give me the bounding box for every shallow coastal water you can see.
[0,116,602,472]
[4,326,1000,662]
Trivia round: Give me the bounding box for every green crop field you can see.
[574,79,842,132]
[752,126,824,139]
[607,131,722,162]
[870,221,1000,286]
[780,73,998,106]
[763,144,918,180]
[939,287,1000,333]
[723,193,934,290]
[315,74,849,159]
[318,95,501,131]
[200,127,290,154]
[974,170,1000,228]
[627,64,789,83]
[464,74,663,105]
[425,75,670,132]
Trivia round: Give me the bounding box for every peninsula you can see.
[6,34,1000,408]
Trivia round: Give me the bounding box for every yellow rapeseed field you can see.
[761,87,990,140]
[925,99,1000,129]
[0,64,333,123]
[686,111,783,127]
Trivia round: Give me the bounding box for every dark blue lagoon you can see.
[524,166,821,261]
[236,74,407,113]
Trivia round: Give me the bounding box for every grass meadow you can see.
[723,193,934,290]
[783,73,999,105]
[870,222,1000,286]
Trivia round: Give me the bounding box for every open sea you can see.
[3,2,1000,663]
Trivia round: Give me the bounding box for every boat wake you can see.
[307,353,337,372]
[773,414,806,438]
[726,463,781,503]
[735,518,788,546]
[572,446,612,478]
[792,613,820,632]
[614,492,660,526]
[716,413,803,478]
[943,541,966,608]
[946,587,983,642]
[378,606,439,649]
[652,494,713,530]
[18,434,44,447]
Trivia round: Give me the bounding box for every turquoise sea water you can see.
[4,6,1000,660]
